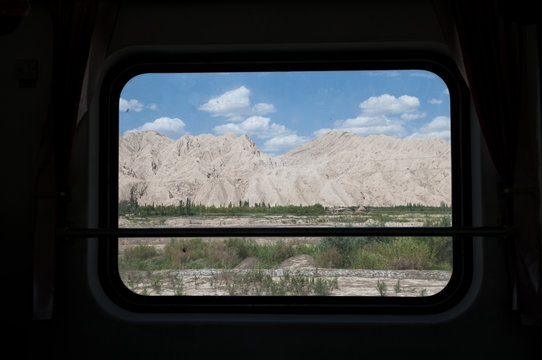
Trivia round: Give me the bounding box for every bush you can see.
[422,237,452,269]
[163,238,243,269]
[124,245,158,260]
[204,241,240,268]
[119,245,160,271]
[318,236,359,256]
[351,250,387,269]
[364,238,431,270]
[224,237,255,259]
[272,240,296,263]
[317,237,361,267]
[164,238,205,268]
[315,247,343,268]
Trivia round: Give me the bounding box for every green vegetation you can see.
[119,232,452,273]
[118,204,452,296]
[314,235,451,270]
[376,280,388,296]
[119,197,328,217]
[121,267,338,296]
[213,269,338,296]
[119,197,451,219]
[364,201,450,214]
[394,279,402,294]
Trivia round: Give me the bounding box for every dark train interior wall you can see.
[1,1,541,359]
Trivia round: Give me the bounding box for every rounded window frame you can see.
[97,48,472,315]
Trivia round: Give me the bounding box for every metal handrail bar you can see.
[62,226,509,238]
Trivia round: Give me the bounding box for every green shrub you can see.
[272,240,296,263]
[351,250,387,269]
[204,241,240,268]
[124,245,158,260]
[119,245,161,271]
[164,238,205,268]
[163,238,242,269]
[315,247,343,268]
[213,269,338,296]
[318,236,359,256]
[364,238,431,270]
[376,279,387,296]
[224,237,256,259]
[422,237,452,269]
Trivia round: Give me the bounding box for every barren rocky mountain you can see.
[119,130,451,207]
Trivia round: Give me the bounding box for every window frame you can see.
[97,49,472,315]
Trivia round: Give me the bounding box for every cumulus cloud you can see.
[262,134,311,155]
[125,117,187,139]
[407,116,450,141]
[401,112,426,121]
[331,115,408,138]
[119,98,144,112]
[359,94,420,117]
[200,86,308,155]
[199,86,278,123]
[252,102,276,115]
[214,116,290,139]
[198,86,251,120]
[313,128,333,137]
[313,94,425,139]
[202,86,305,154]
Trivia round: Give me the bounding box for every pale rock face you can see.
[119,130,451,207]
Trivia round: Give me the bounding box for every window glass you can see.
[118,70,452,296]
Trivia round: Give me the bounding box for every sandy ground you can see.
[120,268,451,297]
[119,213,439,229]
[120,255,452,298]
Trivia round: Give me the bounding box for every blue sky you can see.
[119,70,450,155]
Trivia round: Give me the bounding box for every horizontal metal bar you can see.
[62,226,509,238]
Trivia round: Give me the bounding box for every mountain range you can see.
[119,130,451,208]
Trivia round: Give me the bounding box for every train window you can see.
[114,68,458,302]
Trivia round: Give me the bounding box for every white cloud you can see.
[262,134,311,155]
[214,116,290,139]
[312,94,424,139]
[199,86,278,123]
[147,103,158,110]
[198,86,251,120]
[125,117,187,139]
[359,94,420,117]
[313,128,333,137]
[407,116,451,141]
[119,98,144,112]
[428,99,443,104]
[252,103,276,115]
[401,111,426,120]
[330,115,408,138]
[443,88,450,95]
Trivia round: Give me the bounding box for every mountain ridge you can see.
[119,130,451,207]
